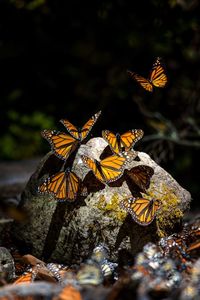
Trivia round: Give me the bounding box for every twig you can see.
[142,134,200,147]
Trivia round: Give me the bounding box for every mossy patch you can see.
[147,182,183,237]
[96,194,127,222]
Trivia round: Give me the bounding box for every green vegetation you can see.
[1,111,54,159]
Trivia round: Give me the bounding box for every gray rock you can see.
[0,247,15,281]
[12,138,191,264]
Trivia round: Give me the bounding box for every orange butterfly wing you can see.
[120,129,144,151]
[39,171,67,200]
[80,110,101,141]
[81,155,126,184]
[60,119,80,140]
[81,155,103,182]
[120,197,160,226]
[100,155,126,183]
[150,57,167,88]
[102,130,120,155]
[42,130,79,160]
[38,170,80,201]
[126,165,154,190]
[66,171,80,201]
[56,284,82,300]
[127,70,153,92]
[14,272,33,284]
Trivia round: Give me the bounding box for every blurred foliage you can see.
[1,110,54,159]
[0,0,199,203]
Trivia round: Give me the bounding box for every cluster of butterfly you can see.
[38,111,143,194]
[0,250,117,300]
[38,57,167,225]
[38,111,101,201]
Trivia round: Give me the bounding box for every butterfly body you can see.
[120,197,160,226]
[116,133,123,153]
[102,129,144,156]
[81,155,126,184]
[38,169,80,201]
[127,57,167,92]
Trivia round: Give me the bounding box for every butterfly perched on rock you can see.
[42,111,101,161]
[102,129,144,157]
[125,165,154,191]
[127,57,167,92]
[81,155,126,184]
[38,169,80,201]
[120,197,160,226]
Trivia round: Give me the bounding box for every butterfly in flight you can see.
[42,111,101,160]
[102,129,144,156]
[60,110,101,141]
[81,155,126,184]
[38,169,80,201]
[120,196,160,226]
[126,165,154,191]
[127,57,167,92]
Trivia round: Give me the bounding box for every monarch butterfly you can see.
[127,57,167,92]
[38,169,80,201]
[13,271,33,284]
[42,111,101,160]
[126,165,154,190]
[120,197,160,226]
[60,110,101,141]
[102,129,144,155]
[46,263,67,282]
[81,155,126,184]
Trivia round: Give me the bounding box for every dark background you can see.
[0,0,199,207]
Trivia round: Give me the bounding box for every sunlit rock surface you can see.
[12,138,191,263]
